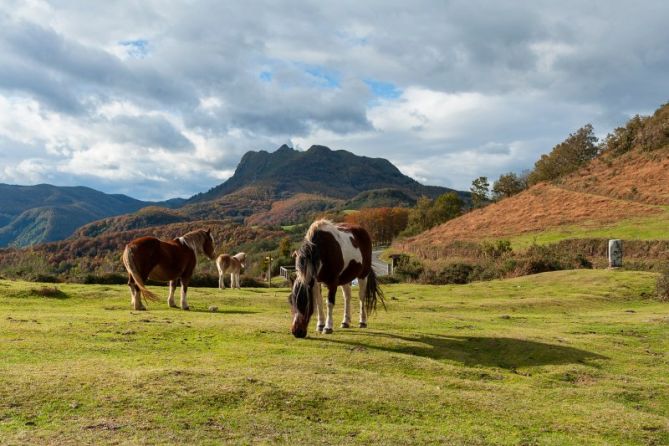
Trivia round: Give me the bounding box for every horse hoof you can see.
[323,328,334,334]
[341,322,350,328]
[182,306,190,311]
[316,325,325,333]
[359,322,367,328]
[168,303,178,308]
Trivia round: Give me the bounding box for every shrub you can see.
[480,240,512,259]
[377,275,400,285]
[438,263,474,284]
[394,255,424,281]
[79,273,127,285]
[512,244,593,277]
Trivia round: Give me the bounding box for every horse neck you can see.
[179,232,204,255]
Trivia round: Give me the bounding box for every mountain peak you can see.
[189,144,467,203]
[306,144,332,154]
[275,144,295,153]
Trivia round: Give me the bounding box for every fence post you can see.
[608,239,622,268]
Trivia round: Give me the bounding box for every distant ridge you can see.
[0,184,177,247]
[188,144,467,203]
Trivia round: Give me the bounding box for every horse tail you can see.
[364,268,386,314]
[122,245,159,303]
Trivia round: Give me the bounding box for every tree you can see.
[404,192,463,235]
[492,172,526,200]
[601,115,646,156]
[527,124,599,185]
[344,207,409,245]
[278,237,292,258]
[470,176,490,209]
[428,193,463,227]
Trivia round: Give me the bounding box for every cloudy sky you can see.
[1,1,667,200]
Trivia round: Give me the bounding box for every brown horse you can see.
[122,229,216,310]
[289,219,384,338]
[216,252,246,289]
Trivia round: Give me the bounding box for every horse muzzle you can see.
[291,315,308,338]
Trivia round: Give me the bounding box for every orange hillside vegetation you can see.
[244,194,343,226]
[395,183,662,256]
[558,148,669,205]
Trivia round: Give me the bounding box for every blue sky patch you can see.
[365,79,402,99]
[119,39,150,59]
[259,70,272,82]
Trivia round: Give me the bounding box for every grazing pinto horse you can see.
[122,229,216,310]
[289,219,384,338]
[216,252,246,289]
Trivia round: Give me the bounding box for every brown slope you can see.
[557,148,669,205]
[394,183,662,256]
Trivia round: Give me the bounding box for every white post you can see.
[608,239,622,268]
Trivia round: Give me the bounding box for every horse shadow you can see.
[317,331,607,369]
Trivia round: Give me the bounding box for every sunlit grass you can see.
[1,270,668,444]
[506,209,669,249]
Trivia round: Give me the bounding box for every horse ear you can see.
[206,228,211,234]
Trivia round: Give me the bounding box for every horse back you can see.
[216,254,232,273]
[312,223,372,286]
[126,236,195,279]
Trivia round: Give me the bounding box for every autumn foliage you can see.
[344,207,409,245]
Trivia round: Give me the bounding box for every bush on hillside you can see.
[492,173,527,200]
[419,263,474,285]
[480,240,513,259]
[402,193,463,236]
[511,244,592,276]
[393,255,424,281]
[528,124,599,185]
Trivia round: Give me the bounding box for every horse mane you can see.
[304,219,334,242]
[233,252,246,261]
[295,237,319,284]
[178,229,208,255]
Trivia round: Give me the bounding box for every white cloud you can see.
[0,0,667,199]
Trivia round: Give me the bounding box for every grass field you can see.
[1,270,668,445]
[506,209,669,249]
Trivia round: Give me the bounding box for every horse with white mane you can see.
[289,219,384,338]
[122,228,216,310]
[216,252,246,289]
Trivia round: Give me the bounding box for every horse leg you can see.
[128,277,146,311]
[167,280,178,308]
[323,286,336,334]
[130,284,146,311]
[235,272,241,288]
[180,278,190,310]
[314,283,325,333]
[341,283,352,328]
[219,270,225,289]
[358,277,368,328]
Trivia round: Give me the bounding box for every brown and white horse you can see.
[216,252,246,289]
[121,229,216,311]
[289,219,384,338]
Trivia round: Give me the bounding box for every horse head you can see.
[203,228,216,260]
[289,241,318,338]
[236,252,247,269]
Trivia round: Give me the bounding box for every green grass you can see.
[1,270,668,445]
[507,209,669,249]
